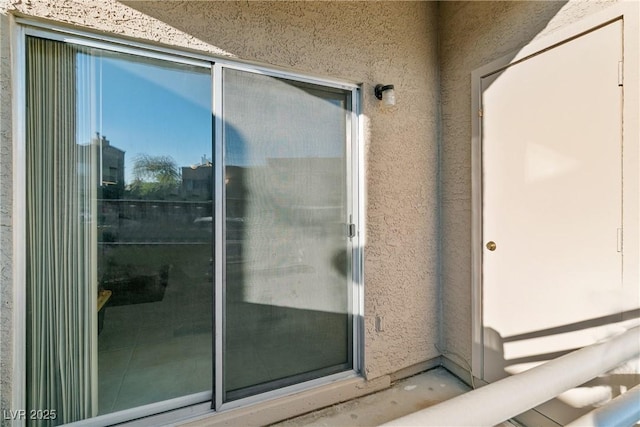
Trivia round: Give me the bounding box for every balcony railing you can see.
[381,325,640,427]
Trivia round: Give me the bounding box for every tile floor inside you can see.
[97,263,213,414]
[97,246,351,414]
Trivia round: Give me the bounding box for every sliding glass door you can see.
[25,36,213,424]
[24,30,358,425]
[221,69,354,401]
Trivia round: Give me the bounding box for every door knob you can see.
[486,241,497,251]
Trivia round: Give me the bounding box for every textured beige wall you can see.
[0,9,13,422]
[0,0,440,409]
[438,0,622,367]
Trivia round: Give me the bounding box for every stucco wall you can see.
[0,0,440,412]
[0,9,12,422]
[438,0,622,369]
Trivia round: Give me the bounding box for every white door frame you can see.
[471,2,640,380]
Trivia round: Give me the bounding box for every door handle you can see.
[486,241,497,251]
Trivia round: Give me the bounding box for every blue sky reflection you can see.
[78,51,212,184]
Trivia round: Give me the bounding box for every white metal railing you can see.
[566,383,640,427]
[380,326,640,427]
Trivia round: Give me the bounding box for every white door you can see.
[482,19,625,424]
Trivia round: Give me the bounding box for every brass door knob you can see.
[486,241,497,251]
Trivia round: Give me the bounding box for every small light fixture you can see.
[375,84,395,107]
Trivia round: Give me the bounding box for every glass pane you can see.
[223,69,352,400]
[25,36,213,424]
[91,51,213,414]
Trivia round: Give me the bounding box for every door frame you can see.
[471,2,639,381]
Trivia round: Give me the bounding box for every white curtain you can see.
[26,36,97,426]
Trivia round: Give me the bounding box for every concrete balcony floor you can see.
[270,367,513,426]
